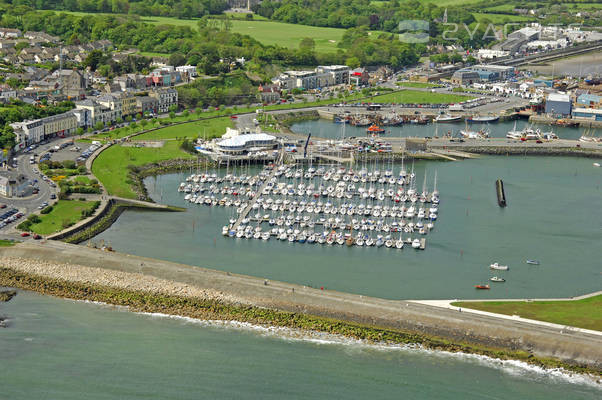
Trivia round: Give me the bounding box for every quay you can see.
[2,240,600,371]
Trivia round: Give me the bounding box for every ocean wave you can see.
[73,299,601,389]
[136,309,601,389]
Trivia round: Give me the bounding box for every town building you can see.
[97,94,123,121]
[273,65,351,90]
[317,65,350,86]
[119,92,138,117]
[572,108,602,121]
[258,84,280,103]
[42,112,78,139]
[575,93,601,109]
[349,68,370,86]
[451,69,481,86]
[217,129,276,155]
[10,119,44,150]
[0,173,29,197]
[135,96,159,115]
[545,93,572,116]
[176,65,198,78]
[149,87,178,113]
[0,28,22,39]
[75,99,119,127]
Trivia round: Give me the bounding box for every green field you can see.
[28,200,98,235]
[136,117,232,141]
[453,295,602,332]
[0,239,16,247]
[92,141,195,199]
[370,90,473,104]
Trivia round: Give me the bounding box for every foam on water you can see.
[81,300,598,390]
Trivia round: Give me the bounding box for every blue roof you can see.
[577,93,601,104]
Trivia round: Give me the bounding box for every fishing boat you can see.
[506,120,522,139]
[490,262,509,271]
[435,114,462,123]
[594,163,601,167]
[526,260,540,265]
[475,284,490,289]
[490,276,505,282]
[467,115,499,123]
[366,124,386,135]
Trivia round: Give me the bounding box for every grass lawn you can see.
[452,295,602,332]
[92,141,195,199]
[369,90,473,104]
[0,239,16,247]
[395,82,444,88]
[136,117,232,140]
[29,200,98,235]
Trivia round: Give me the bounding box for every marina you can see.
[177,158,437,251]
[94,155,601,301]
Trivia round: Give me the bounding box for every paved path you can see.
[411,299,602,338]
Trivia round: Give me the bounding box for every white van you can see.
[92,141,101,146]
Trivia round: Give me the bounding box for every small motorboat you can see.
[526,260,540,265]
[593,163,600,167]
[475,284,490,290]
[490,276,505,282]
[490,262,509,271]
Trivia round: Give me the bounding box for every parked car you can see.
[20,232,30,237]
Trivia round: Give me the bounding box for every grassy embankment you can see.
[0,267,598,375]
[453,295,602,332]
[0,239,16,247]
[92,117,232,198]
[22,200,99,235]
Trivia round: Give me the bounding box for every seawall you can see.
[1,241,601,373]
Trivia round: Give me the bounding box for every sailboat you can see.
[506,120,522,139]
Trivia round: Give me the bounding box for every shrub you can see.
[40,206,53,214]
[77,166,87,174]
[27,215,41,224]
[62,160,76,169]
[61,219,74,229]
[17,220,32,231]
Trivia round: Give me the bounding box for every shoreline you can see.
[1,241,601,376]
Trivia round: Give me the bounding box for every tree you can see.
[140,119,148,128]
[299,37,315,51]
[125,115,133,123]
[94,121,105,131]
[345,56,361,69]
[76,127,84,136]
[169,52,187,67]
[169,111,176,119]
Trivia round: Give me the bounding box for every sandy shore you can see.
[2,240,601,372]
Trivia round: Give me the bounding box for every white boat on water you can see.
[435,114,462,123]
[411,239,421,249]
[490,276,505,282]
[490,262,509,271]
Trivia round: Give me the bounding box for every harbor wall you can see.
[1,241,601,373]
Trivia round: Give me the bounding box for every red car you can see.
[0,204,6,209]
[20,232,30,237]
[33,234,42,240]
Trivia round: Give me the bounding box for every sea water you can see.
[1,290,600,399]
[93,155,601,300]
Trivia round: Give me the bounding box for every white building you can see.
[216,128,276,154]
[10,119,44,150]
[476,49,509,60]
[176,65,198,78]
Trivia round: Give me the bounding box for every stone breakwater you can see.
[0,256,239,305]
[1,241,601,374]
